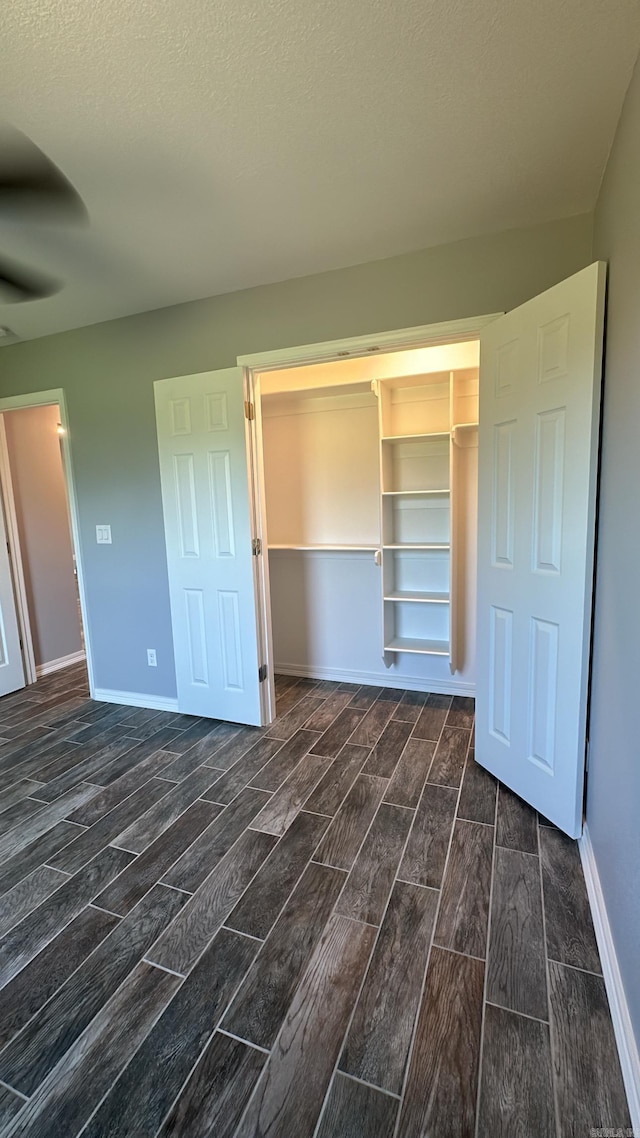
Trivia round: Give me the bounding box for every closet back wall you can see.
[263,390,379,546]
[263,386,386,686]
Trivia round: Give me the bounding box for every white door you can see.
[0,492,26,698]
[476,262,606,837]
[155,368,264,726]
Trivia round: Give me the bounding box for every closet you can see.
[259,340,479,695]
[155,261,604,832]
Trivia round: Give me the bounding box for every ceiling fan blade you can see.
[0,255,61,301]
[0,126,87,223]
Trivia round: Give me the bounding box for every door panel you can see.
[476,262,606,837]
[155,368,263,725]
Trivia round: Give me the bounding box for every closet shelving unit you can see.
[374,368,478,669]
[260,353,479,686]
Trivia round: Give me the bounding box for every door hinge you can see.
[252,537,262,556]
[258,664,268,682]
[244,400,255,421]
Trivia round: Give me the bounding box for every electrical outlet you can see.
[147,648,157,667]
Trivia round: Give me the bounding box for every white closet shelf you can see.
[383,543,450,551]
[452,421,479,444]
[384,590,450,604]
[385,636,450,656]
[381,489,450,497]
[381,432,450,444]
[268,543,378,552]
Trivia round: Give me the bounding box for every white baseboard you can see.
[274,661,475,696]
[36,650,86,678]
[92,687,179,714]
[579,825,640,1133]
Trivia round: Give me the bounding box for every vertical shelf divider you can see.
[449,369,458,675]
[373,380,392,663]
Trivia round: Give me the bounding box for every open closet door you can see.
[476,262,606,838]
[155,368,264,726]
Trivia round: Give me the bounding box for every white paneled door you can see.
[0,493,25,698]
[155,368,264,725]
[476,262,606,837]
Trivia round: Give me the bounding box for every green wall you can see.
[0,212,592,697]
[588,50,640,1053]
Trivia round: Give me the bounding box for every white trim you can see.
[579,824,640,1133]
[273,661,475,695]
[0,389,96,700]
[93,687,179,713]
[36,650,86,678]
[237,314,502,371]
[0,390,64,411]
[245,369,276,725]
[0,415,37,684]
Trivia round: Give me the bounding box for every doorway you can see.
[241,315,496,726]
[0,388,92,699]
[253,338,480,704]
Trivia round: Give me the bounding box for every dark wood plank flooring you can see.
[0,664,630,1137]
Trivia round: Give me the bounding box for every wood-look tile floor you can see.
[0,665,631,1137]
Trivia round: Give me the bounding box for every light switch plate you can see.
[96,524,112,544]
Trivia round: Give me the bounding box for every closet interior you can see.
[258,340,479,694]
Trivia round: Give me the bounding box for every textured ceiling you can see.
[1,0,639,341]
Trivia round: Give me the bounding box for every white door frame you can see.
[0,388,94,693]
[238,313,502,715]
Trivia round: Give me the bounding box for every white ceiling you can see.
[1,0,639,342]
